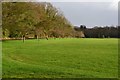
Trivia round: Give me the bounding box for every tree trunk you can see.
[22,35,25,43]
[37,35,39,41]
[46,35,48,40]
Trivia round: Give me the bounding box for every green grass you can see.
[0,41,2,79]
[2,38,118,78]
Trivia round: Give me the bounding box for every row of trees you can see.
[74,25,119,38]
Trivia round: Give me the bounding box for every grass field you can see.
[2,38,118,78]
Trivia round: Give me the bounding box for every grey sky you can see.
[51,2,118,28]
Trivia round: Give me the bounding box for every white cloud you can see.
[109,0,119,10]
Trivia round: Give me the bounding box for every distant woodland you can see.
[74,25,119,38]
[2,2,119,40]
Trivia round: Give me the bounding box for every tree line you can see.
[2,2,76,41]
[74,25,119,38]
[2,2,119,41]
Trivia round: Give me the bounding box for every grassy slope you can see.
[2,38,118,78]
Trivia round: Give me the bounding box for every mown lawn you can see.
[2,38,118,78]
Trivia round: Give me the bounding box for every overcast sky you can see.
[51,2,118,28]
